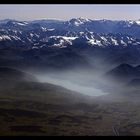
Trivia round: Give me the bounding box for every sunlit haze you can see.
[0,4,140,21]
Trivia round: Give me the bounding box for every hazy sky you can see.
[0,4,140,21]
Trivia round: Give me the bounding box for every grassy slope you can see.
[0,67,140,135]
[0,80,140,136]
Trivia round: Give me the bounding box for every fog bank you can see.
[35,69,111,97]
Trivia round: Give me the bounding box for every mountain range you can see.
[0,18,140,49]
[0,18,140,71]
[1,18,140,136]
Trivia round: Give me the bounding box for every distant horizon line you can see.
[1,17,140,22]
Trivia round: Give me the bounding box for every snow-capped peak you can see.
[69,17,91,26]
[122,20,140,27]
[16,22,28,26]
[6,20,29,26]
[78,17,90,22]
[135,19,140,25]
[128,20,134,24]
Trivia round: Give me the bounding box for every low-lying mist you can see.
[33,68,115,97]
